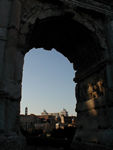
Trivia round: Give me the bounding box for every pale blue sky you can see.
[20,48,76,116]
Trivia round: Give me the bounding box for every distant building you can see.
[48,112,59,118]
[56,123,60,129]
[20,108,76,133]
[41,109,48,115]
[20,113,56,133]
[41,108,68,117]
[61,115,65,124]
[20,114,40,131]
[34,115,56,132]
[59,108,68,117]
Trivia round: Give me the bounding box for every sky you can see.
[20,48,77,116]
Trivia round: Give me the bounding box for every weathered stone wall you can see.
[0,0,25,149]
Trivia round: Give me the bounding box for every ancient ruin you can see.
[0,0,113,149]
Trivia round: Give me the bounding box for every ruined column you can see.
[0,0,25,150]
[0,0,11,133]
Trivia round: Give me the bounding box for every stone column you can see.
[0,0,26,150]
[0,0,12,134]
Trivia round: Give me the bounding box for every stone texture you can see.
[0,28,7,40]
[9,0,21,30]
[0,134,26,150]
[0,0,11,27]
[0,100,5,132]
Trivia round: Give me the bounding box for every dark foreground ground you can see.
[22,127,76,150]
[25,136,73,150]
[26,146,67,150]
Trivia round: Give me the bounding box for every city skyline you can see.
[22,107,75,116]
[20,48,77,116]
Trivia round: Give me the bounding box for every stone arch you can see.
[25,15,103,70]
[19,15,106,148]
[1,0,113,150]
[19,0,108,50]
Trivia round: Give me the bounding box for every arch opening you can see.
[20,48,77,149]
[21,48,76,116]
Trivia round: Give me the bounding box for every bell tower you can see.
[25,107,28,116]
